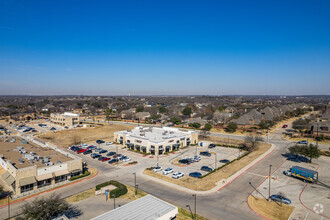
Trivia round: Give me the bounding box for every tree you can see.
[226,122,237,133]
[289,144,320,163]
[158,106,167,113]
[182,107,192,116]
[169,116,182,125]
[218,106,226,112]
[244,134,264,152]
[136,106,144,112]
[189,123,201,129]
[204,123,212,131]
[18,194,81,220]
[199,129,211,138]
[288,145,301,156]
[292,118,310,134]
[258,121,274,130]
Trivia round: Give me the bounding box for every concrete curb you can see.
[140,143,276,194]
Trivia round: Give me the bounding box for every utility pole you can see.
[192,194,196,219]
[268,164,272,201]
[8,195,10,219]
[215,153,217,169]
[133,172,137,196]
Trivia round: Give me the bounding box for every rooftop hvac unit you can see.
[29,160,34,164]
[30,151,36,155]
[17,146,23,150]
[170,131,174,134]
[21,149,27,154]
[42,158,49,163]
[18,158,24,164]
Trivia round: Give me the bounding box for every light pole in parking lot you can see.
[133,172,137,196]
[268,164,272,201]
[192,194,196,219]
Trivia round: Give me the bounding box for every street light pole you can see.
[8,195,10,219]
[192,194,196,219]
[133,172,137,196]
[268,164,272,201]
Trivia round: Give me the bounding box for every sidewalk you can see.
[140,143,276,195]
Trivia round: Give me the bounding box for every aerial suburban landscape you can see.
[1,1,330,220]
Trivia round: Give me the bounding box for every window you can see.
[21,183,34,193]
[37,179,52,188]
[55,175,67,183]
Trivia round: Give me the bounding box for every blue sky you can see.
[1,0,330,95]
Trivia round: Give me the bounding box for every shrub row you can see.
[128,161,138,165]
[95,180,128,198]
[201,152,250,179]
[70,170,91,181]
[128,149,151,155]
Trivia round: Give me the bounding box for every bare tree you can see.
[72,135,81,145]
[244,134,264,152]
[199,129,211,138]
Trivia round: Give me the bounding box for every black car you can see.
[107,152,116,156]
[108,158,119,164]
[99,150,108,154]
[83,150,92,155]
[72,147,81,152]
[179,159,191,165]
[98,156,106,161]
[201,166,213,172]
[208,144,216,148]
[96,140,105,144]
[189,172,202,178]
[200,151,211,157]
[50,127,56,130]
[219,159,230,163]
[91,153,101,159]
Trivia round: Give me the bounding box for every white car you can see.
[106,142,113,145]
[122,157,131,162]
[163,168,174,175]
[172,172,184,179]
[153,166,162,172]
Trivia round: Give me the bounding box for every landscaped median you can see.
[144,141,271,191]
[247,196,294,220]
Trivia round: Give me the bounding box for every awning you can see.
[36,173,53,181]
[141,146,146,150]
[166,146,171,149]
[54,169,69,176]
[126,143,134,147]
[1,171,10,180]
[70,169,82,173]
[19,176,36,186]
[135,145,140,148]
[159,146,164,150]
[4,175,15,186]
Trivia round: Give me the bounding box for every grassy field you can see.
[66,188,96,203]
[248,196,294,220]
[177,207,209,220]
[39,124,133,147]
[144,140,271,191]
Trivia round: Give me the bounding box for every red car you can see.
[77,149,87,154]
[100,157,110,162]
[282,125,288,128]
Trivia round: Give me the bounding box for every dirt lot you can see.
[144,141,271,191]
[248,196,294,220]
[39,124,133,147]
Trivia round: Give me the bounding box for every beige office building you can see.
[114,127,198,155]
[50,112,80,127]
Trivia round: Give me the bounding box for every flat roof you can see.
[116,126,196,143]
[0,137,72,169]
[92,195,178,220]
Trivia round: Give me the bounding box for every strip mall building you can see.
[114,126,198,155]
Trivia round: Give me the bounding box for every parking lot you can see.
[250,156,330,219]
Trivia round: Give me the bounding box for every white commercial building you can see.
[114,126,198,155]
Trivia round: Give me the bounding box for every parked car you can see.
[107,152,116,156]
[88,145,97,150]
[83,150,92,155]
[95,148,103,152]
[99,150,108,154]
[297,140,308,145]
[282,125,288,128]
[208,144,216,148]
[91,153,101,159]
[163,168,174,175]
[71,147,81,152]
[99,157,110,162]
[200,151,212,157]
[113,154,122,158]
[201,166,213,172]
[106,142,113,145]
[189,172,202,178]
[153,167,162,172]
[108,158,119,164]
[96,140,105,144]
[219,159,230,163]
[77,149,87,154]
[287,156,302,163]
[193,156,201,162]
[172,172,184,179]
[178,159,191,165]
[121,157,131,162]
[270,195,291,204]
[50,127,56,130]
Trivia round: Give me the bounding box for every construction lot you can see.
[249,156,330,220]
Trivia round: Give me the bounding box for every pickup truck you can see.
[283,166,318,183]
